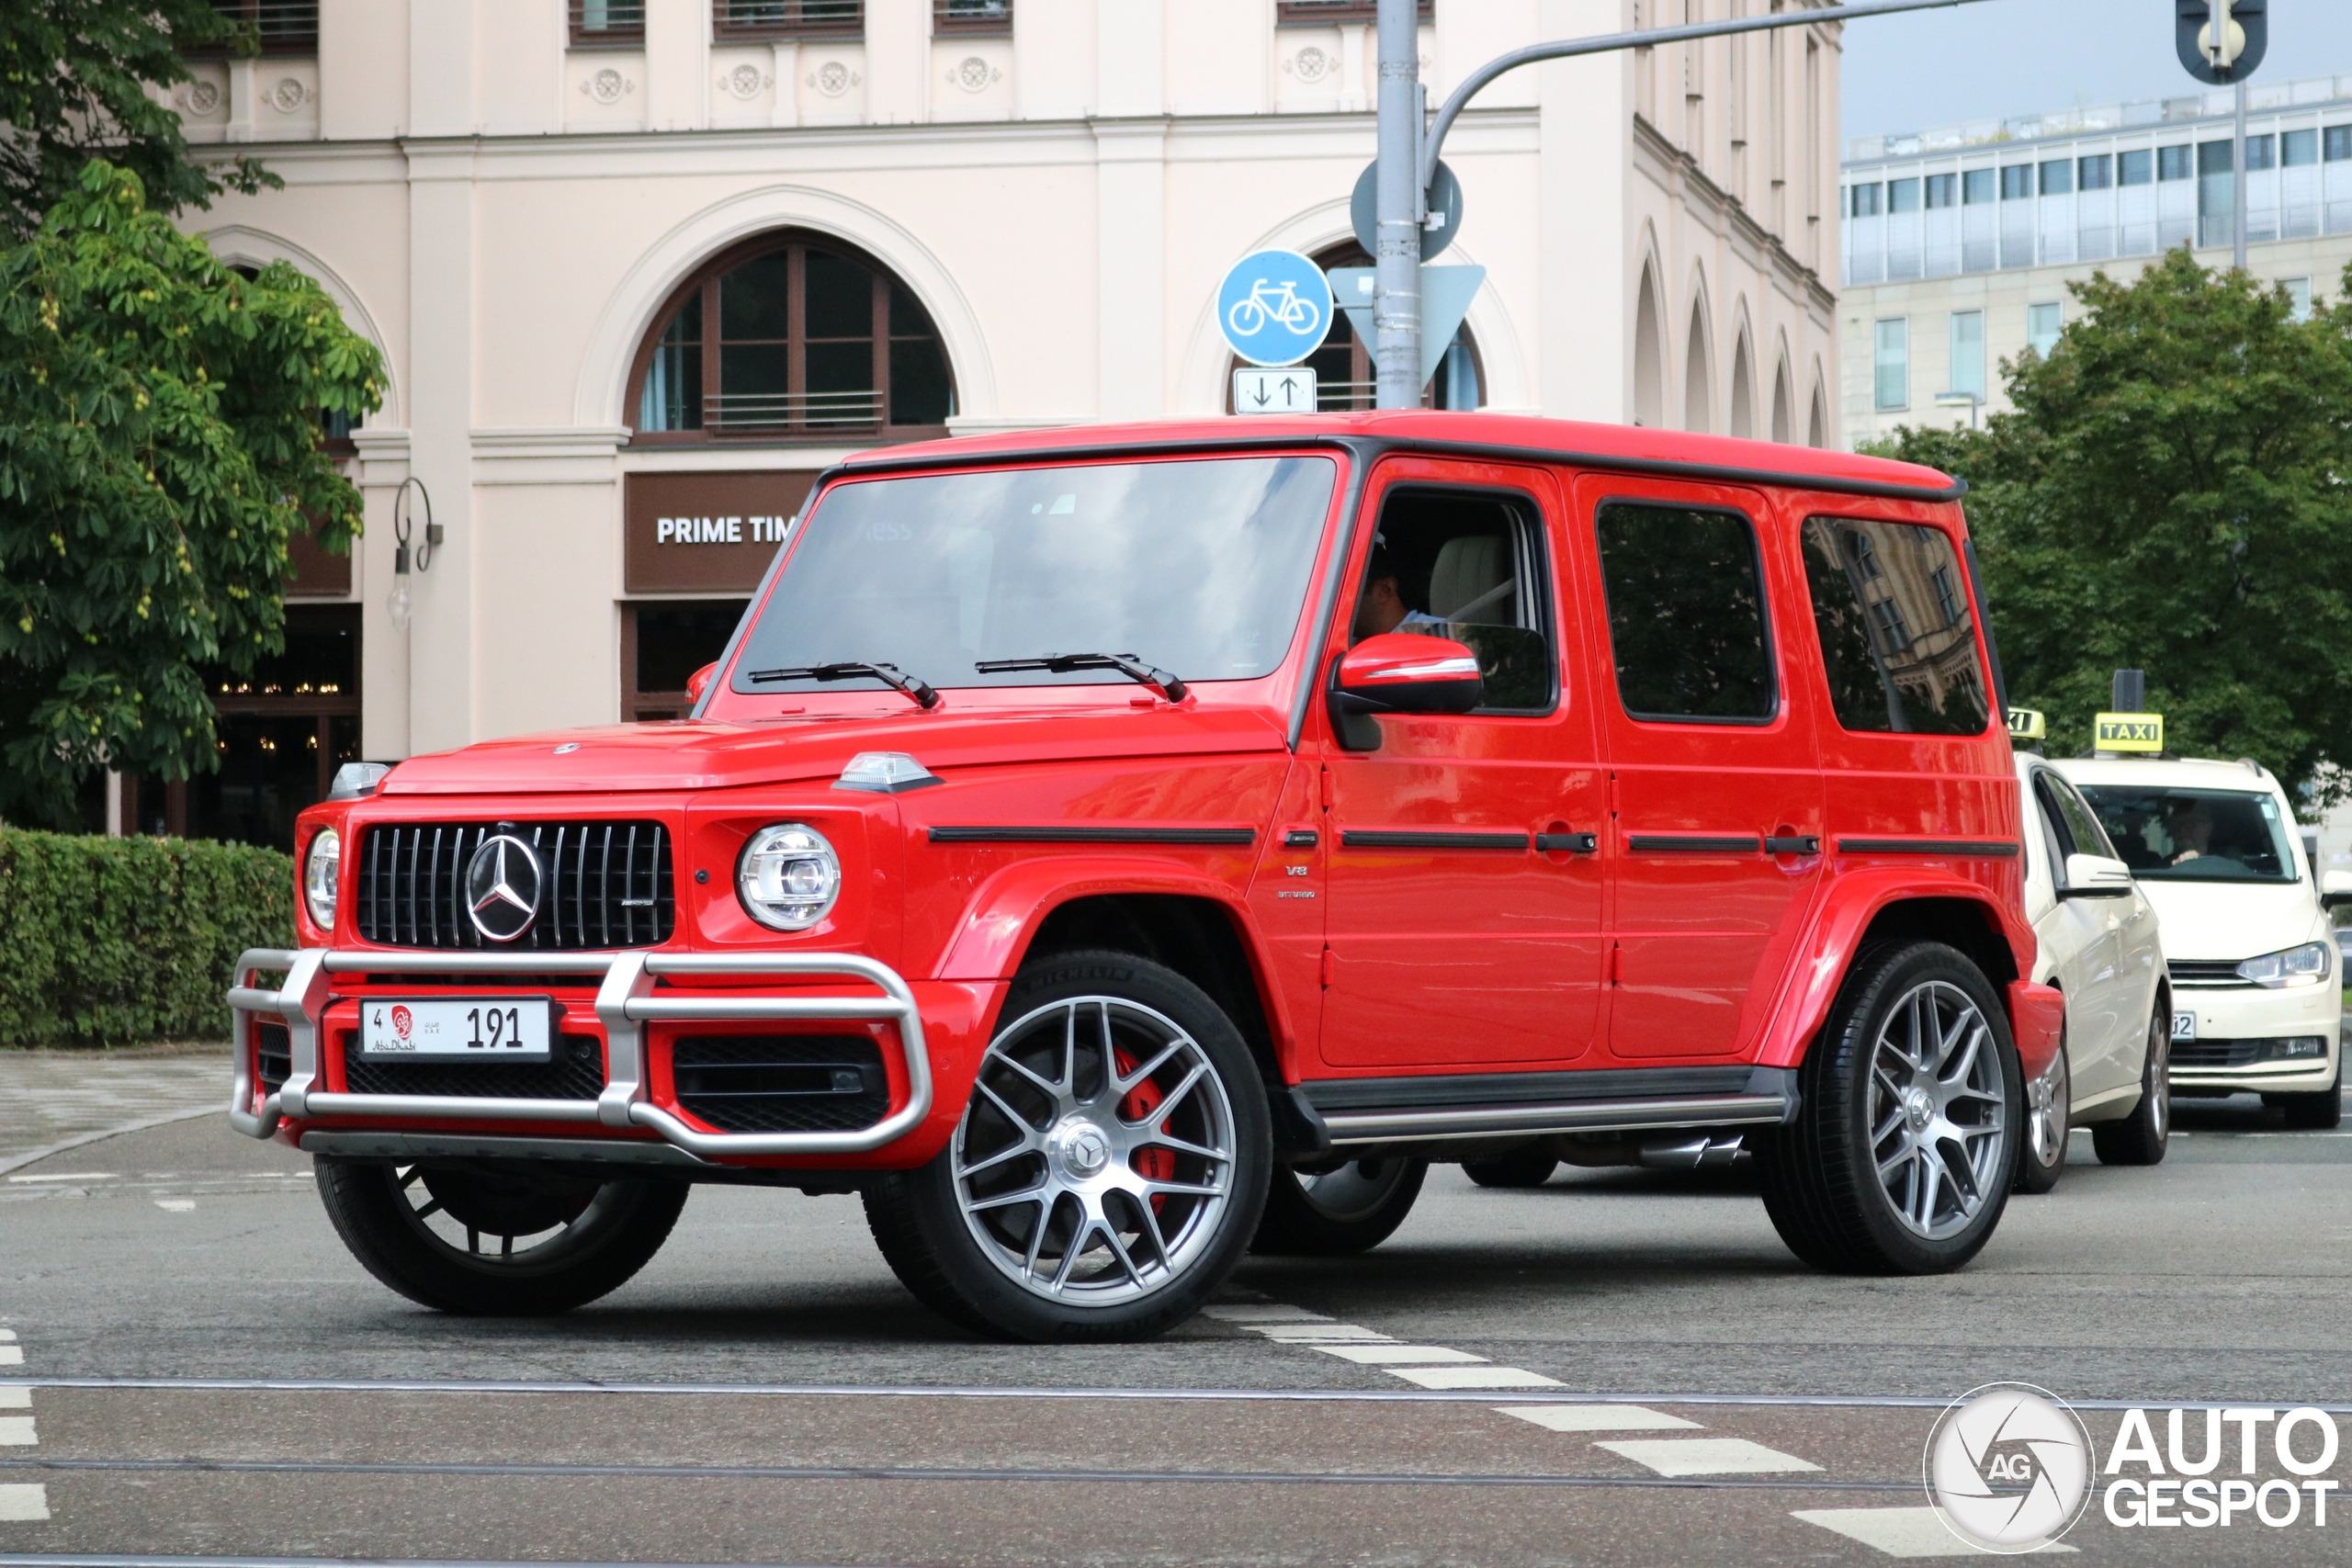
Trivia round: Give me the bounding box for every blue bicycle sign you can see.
[1216,249,1333,367]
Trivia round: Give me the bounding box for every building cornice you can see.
[1634,114,1836,317]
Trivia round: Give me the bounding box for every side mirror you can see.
[2059,852,2135,899]
[684,662,718,705]
[2322,870,2352,909]
[1329,634,1483,750]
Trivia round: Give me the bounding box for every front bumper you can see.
[2167,977,2340,1094]
[227,946,933,1158]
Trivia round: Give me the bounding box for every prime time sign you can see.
[624,469,818,593]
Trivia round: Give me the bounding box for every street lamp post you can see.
[1371,0,2008,410]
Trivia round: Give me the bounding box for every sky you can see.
[1841,0,2352,141]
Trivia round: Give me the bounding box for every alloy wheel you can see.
[1868,980,2009,1240]
[952,997,1238,1306]
[2025,1047,2068,1174]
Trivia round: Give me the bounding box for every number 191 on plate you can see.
[359,997,554,1061]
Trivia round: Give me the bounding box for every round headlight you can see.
[737,823,842,931]
[303,827,340,932]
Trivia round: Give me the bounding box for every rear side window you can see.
[1595,502,1775,722]
[1800,517,1991,735]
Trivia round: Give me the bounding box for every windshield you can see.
[729,456,1338,695]
[2075,784,2299,884]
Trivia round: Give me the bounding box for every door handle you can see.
[1764,835,1823,855]
[1535,831,1599,854]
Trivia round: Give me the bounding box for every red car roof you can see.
[839,411,1961,501]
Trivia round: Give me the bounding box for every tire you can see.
[1758,942,2020,1275]
[2093,1001,2172,1165]
[863,950,1272,1342]
[2014,1028,2070,1194]
[314,1159,689,1315]
[1252,1157,1427,1255]
[1463,1149,1560,1190]
[2267,1054,2344,1131]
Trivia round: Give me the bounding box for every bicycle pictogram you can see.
[1227,277,1322,341]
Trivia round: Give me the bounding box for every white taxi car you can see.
[2012,752,2170,1190]
[2052,755,2344,1130]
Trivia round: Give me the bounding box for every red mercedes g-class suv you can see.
[231,412,2060,1341]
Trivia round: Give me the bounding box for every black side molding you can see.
[1341,829,1532,852]
[1627,833,1764,853]
[927,826,1257,847]
[1837,838,2021,857]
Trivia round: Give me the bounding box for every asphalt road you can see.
[1,1083,2347,1566]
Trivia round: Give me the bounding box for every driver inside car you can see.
[1350,537,1450,643]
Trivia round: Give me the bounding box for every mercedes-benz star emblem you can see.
[465,833,544,943]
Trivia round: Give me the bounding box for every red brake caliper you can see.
[1115,1048,1176,1205]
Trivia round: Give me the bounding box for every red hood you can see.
[381,705,1291,795]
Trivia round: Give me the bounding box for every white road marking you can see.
[0,1332,14,1341]
[1247,1325,1396,1342]
[0,1483,46,1521]
[153,1199,196,1213]
[0,1349,18,1367]
[1203,1304,1333,1324]
[1791,1506,2077,1556]
[0,1417,32,1447]
[1309,1345,1487,1366]
[1496,1404,1703,1432]
[1600,1438,1823,1476]
[5,1172,116,1184]
[1386,1365,1566,1390]
[0,1389,27,1409]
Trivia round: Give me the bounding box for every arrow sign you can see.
[1232,366,1319,414]
[1327,265,1487,388]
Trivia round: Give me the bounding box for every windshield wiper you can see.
[746,661,940,709]
[975,652,1188,705]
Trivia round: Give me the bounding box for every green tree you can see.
[0,161,382,827]
[0,0,277,241]
[1868,250,2352,804]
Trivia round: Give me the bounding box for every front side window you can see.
[1800,517,1990,736]
[1348,489,1555,713]
[1595,503,1775,724]
[729,457,1337,697]
[2036,773,2120,863]
[2075,786,2298,884]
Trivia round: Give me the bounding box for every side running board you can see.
[1293,1065,1798,1147]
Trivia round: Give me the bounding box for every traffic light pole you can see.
[1372,0,2007,410]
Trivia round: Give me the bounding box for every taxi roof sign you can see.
[2095,712,2165,753]
[2007,707,2046,741]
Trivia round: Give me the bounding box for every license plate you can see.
[358,998,554,1063]
[2172,1011,2197,1043]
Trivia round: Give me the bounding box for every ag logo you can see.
[1925,1383,2095,1552]
[465,833,544,943]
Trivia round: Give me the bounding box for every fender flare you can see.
[930,855,1305,1067]
[1754,866,2047,1073]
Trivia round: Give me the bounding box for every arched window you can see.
[1633,264,1664,427]
[1682,296,1713,434]
[1728,327,1756,439]
[1770,357,1793,445]
[628,231,956,443]
[1225,241,1483,412]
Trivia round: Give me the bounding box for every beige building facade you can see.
[1839,72,2352,449]
[160,0,1846,846]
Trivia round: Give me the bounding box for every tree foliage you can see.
[0,0,277,242]
[1868,250,2352,804]
[0,161,382,827]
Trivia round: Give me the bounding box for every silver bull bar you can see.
[226,947,933,1158]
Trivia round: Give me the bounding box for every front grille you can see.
[355,820,674,951]
[2172,1037,2328,1071]
[339,1032,606,1100]
[255,1021,290,1094]
[671,1034,888,1134]
[2168,959,2252,989]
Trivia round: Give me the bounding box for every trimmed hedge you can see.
[0,829,294,1047]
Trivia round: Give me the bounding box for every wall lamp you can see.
[388,477,441,633]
